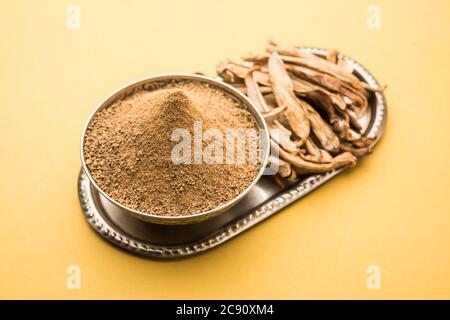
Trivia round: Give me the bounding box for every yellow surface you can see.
[0,0,449,299]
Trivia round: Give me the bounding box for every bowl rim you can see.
[80,73,270,224]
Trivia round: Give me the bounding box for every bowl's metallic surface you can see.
[80,74,270,225]
[78,49,387,258]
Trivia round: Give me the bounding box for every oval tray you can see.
[78,48,387,258]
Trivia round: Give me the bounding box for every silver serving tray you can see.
[78,48,387,258]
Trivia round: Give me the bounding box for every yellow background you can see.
[1,0,449,299]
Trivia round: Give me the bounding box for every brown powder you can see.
[83,80,261,216]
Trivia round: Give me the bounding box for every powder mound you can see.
[153,89,205,125]
[84,80,261,216]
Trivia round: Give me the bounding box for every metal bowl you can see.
[80,74,270,225]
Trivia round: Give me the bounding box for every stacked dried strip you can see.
[216,41,384,180]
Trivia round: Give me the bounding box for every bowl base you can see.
[78,168,287,258]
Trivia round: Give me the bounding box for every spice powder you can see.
[84,80,261,216]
